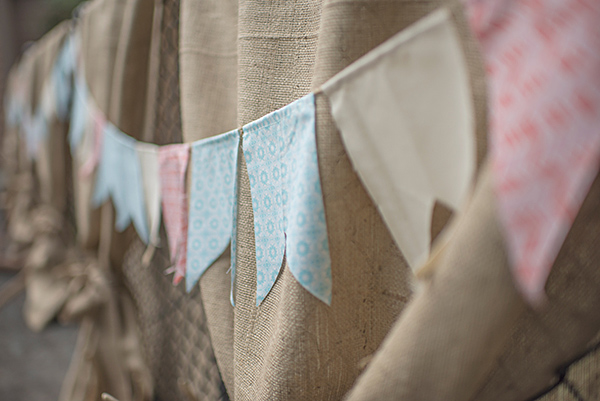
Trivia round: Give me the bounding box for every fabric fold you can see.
[159,143,190,285]
[185,130,240,293]
[243,93,332,305]
[322,7,475,270]
[92,123,149,243]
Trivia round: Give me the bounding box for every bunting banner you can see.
[466,0,600,303]
[92,123,150,243]
[243,93,332,305]
[136,142,162,248]
[159,144,191,285]
[185,130,240,292]
[16,3,598,307]
[322,8,475,270]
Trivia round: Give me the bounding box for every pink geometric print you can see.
[158,144,190,285]
[465,0,600,303]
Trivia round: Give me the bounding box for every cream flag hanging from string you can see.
[186,130,240,293]
[243,93,332,305]
[92,123,150,243]
[136,142,162,250]
[465,0,600,303]
[159,144,191,285]
[322,8,475,271]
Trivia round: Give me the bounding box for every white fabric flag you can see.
[136,142,162,248]
[322,8,475,270]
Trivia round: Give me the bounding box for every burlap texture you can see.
[123,234,229,401]
[179,0,238,141]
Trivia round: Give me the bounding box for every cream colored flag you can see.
[322,8,475,270]
[136,142,162,249]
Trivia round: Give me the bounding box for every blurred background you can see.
[0,2,84,400]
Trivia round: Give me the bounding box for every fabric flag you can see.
[68,76,89,151]
[186,130,240,293]
[92,123,149,243]
[136,142,162,248]
[322,8,475,270]
[4,72,24,128]
[465,0,600,303]
[243,93,332,305]
[159,143,191,285]
[52,33,76,121]
[22,111,48,159]
[79,110,105,178]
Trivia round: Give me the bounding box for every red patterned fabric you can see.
[159,143,190,285]
[466,0,600,303]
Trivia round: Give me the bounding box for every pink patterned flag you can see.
[159,144,190,285]
[465,0,600,303]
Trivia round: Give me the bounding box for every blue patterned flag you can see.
[243,93,331,305]
[52,33,76,121]
[68,76,89,151]
[92,123,149,243]
[186,130,240,293]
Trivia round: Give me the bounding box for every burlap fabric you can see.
[173,0,488,400]
[3,50,37,253]
[122,0,229,400]
[22,22,73,332]
[0,22,77,332]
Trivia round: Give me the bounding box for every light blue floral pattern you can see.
[186,130,240,293]
[243,93,331,305]
[93,123,149,243]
